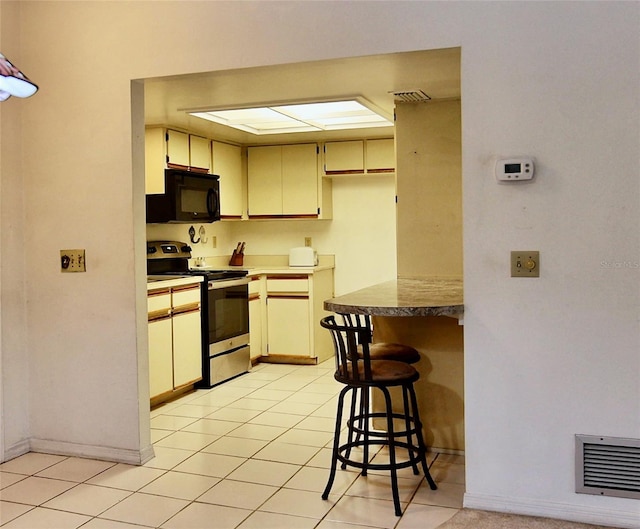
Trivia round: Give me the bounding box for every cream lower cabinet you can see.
[248,275,264,361]
[267,296,311,358]
[148,284,202,404]
[171,309,202,387]
[264,269,334,363]
[148,309,173,398]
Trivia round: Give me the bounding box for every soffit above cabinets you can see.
[143,47,461,145]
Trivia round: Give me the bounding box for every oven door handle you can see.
[208,277,250,290]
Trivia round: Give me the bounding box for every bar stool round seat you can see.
[321,315,437,517]
[336,358,418,384]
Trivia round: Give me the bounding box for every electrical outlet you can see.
[60,249,86,273]
[511,251,539,277]
[211,236,217,248]
[305,237,312,247]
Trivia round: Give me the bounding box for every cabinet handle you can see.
[172,303,200,315]
[148,309,171,322]
[267,294,309,300]
[148,288,171,297]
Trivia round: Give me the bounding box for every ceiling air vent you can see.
[576,434,640,500]
[389,89,431,103]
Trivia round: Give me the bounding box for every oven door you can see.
[207,277,250,344]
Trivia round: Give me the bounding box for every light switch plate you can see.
[60,249,86,272]
[511,251,539,277]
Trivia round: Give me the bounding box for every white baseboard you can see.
[464,493,640,529]
[29,438,155,465]
[2,438,30,462]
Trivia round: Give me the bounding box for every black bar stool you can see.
[339,312,421,468]
[320,315,437,516]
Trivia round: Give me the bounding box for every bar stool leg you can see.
[361,386,371,476]
[342,387,359,469]
[381,386,403,516]
[402,386,420,475]
[323,385,349,500]
[408,384,437,490]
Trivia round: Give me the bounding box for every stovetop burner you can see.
[146,240,248,280]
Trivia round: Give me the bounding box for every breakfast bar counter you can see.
[324,278,463,318]
[324,278,465,453]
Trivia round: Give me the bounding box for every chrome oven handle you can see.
[208,277,250,290]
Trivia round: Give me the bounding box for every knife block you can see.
[229,251,244,266]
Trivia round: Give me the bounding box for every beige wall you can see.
[396,100,462,278]
[148,172,398,297]
[1,2,638,526]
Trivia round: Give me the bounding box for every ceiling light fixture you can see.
[187,98,393,135]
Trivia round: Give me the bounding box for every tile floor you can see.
[0,360,464,529]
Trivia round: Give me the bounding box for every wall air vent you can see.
[575,434,640,500]
[389,89,431,103]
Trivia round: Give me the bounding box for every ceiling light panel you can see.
[189,99,392,135]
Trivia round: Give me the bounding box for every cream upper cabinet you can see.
[247,143,321,218]
[324,140,364,174]
[189,135,212,173]
[165,129,190,168]
[145,128,168,194]
[282,144,318,215]
[323,138,395,175]
[365,138,395,172]
[145,128,212,194]
[212,141,243,218]
[247,145,283,216]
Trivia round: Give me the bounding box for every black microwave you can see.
[146,169,221,223]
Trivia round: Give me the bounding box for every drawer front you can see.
[267,277,309,294]
[248,276,262,295]
[148,291,171,313]
[172,285,201,307]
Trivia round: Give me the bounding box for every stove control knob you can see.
[181,245,192,253]
[147,246,157,254]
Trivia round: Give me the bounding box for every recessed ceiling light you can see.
[188,99,393,135]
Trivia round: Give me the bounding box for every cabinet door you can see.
[248,145,283,216]
[148,318,173,398]
[166,130,190,168]
[145,128,166,195]
[366,138,395,172]
[172,310,202,388]
[249,297,263,360]
[267,297,311,357]
[324,140,364,174]
[282,144,318,215]
[189,135,211,172]
[213,141,243,218]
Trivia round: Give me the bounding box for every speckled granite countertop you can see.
[324,278,463,317]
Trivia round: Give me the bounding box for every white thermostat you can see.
[496,158,535,181]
